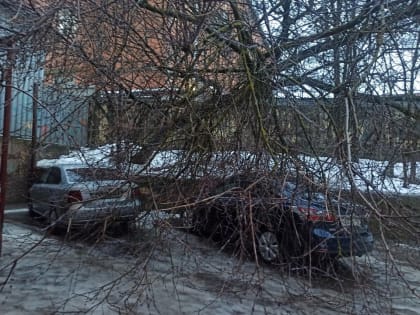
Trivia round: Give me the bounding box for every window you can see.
[33,168,50,184]
[66,168,120,183]
[46,167,62,184]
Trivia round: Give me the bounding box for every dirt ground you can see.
[0,218,419,315]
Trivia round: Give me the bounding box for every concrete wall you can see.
[1,136,68,203]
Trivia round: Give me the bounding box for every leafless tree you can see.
[1,0,419,313]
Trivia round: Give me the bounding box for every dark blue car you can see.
[282,182,374,259]
[190,175,374,265]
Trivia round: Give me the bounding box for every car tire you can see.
[28,202,41,218]
[181,210,195,232]
[190,208,214,237]
[48,207,59,225]
[117,221,136,232]
[257,230,280,263]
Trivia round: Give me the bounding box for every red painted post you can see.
[0,46,15,256]
[29,83,38,188]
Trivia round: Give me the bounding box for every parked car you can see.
[28,164,142,228]
[189,174,374,264]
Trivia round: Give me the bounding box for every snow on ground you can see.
[19,145,418,313]
[300,155,420,196]
[1,221,419,315]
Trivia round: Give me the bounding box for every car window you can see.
[66,168,120,183]
[33,167,50,184]
[216,177,279,197]
[284,182,296,192]
[46,167,62,184]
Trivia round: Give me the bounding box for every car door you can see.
[29,167,51,216]
[44,166,66,211]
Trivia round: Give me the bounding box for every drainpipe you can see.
[0,45,15,256]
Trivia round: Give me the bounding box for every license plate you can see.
[340,216,362,227]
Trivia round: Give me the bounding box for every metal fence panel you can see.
[1,52,93,147]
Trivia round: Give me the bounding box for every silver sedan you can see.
[28,164,142,228]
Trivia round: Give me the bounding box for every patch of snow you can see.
[37,145,420,196]
[1,222,419,314]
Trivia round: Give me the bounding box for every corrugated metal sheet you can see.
[0,51,93,147]
[0,51,42,140]
[38,83,94,147]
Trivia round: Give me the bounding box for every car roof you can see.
[36,163,113,169]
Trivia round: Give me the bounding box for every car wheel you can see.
[181,210,194,231]
[257,230,280,263]
[117,221,136,231]
[48,207,59,225]
[28,202,41,218]
[190,208,214,236]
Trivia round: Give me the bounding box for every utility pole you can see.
[0,45,15,256]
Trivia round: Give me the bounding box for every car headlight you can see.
[313,228,333,238]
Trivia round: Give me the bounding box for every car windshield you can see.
[215,176,283,197]
[66,168,121,183]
